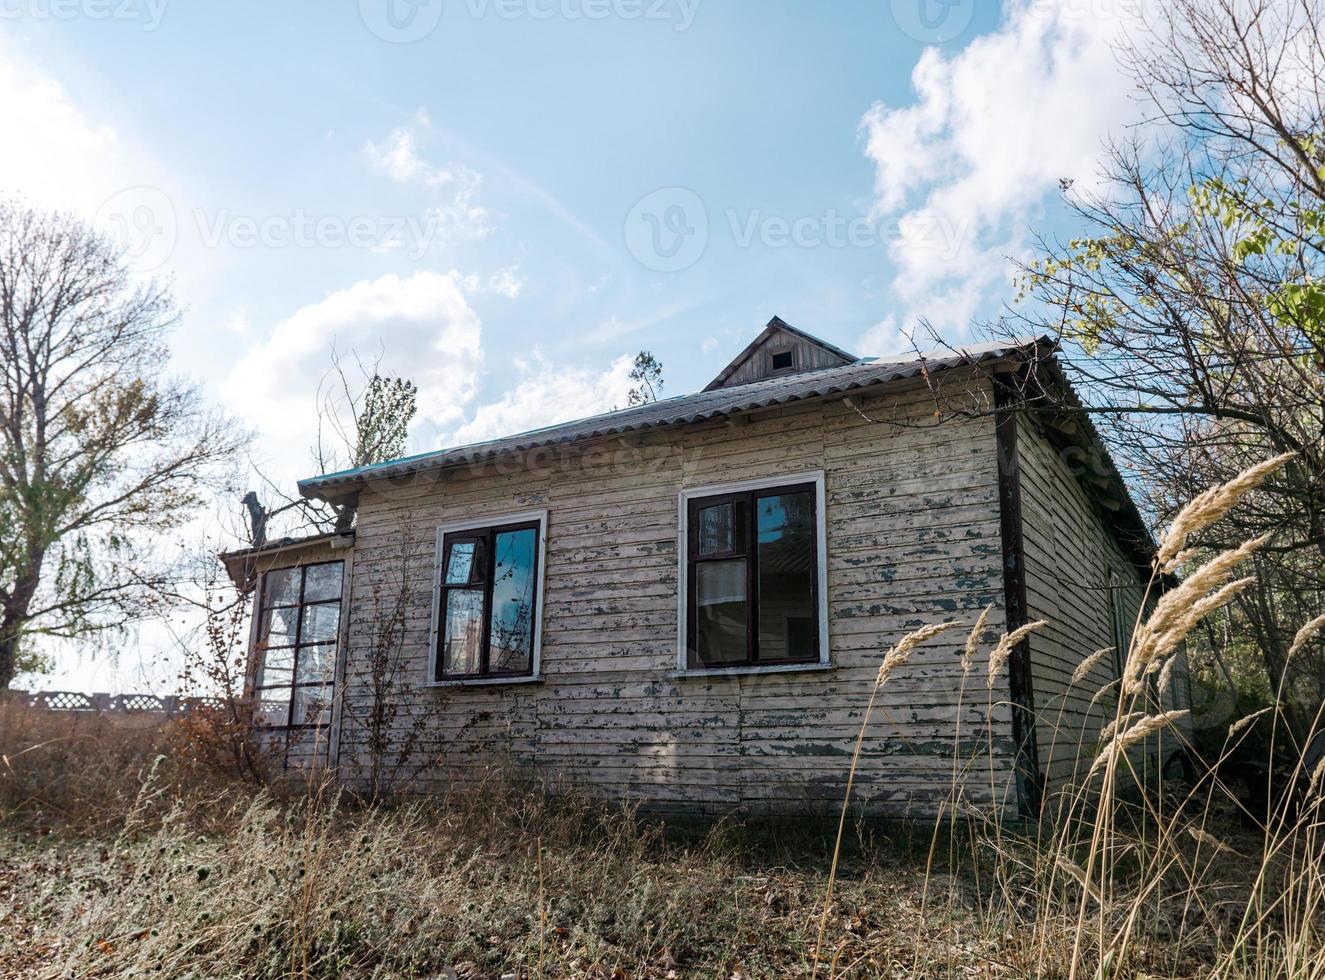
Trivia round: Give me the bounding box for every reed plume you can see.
[1155,452,1293,570]
[987,620,1048,690]
[961,605,993,676]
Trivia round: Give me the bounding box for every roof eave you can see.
[297,341,1046,502]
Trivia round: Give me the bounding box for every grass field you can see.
[0,698,1315,980]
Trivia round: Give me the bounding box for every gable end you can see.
[702,316,857,391]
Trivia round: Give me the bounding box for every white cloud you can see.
[223,271,484,481]
[0,37,123,215]
[364,110,454,187]
[486,264,525,299]
[364,112,491,242]
[450,354,635,446]
[858,0,1145,343]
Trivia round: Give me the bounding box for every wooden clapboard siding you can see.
[1015,416,1192,793]
[330,374,1021,816]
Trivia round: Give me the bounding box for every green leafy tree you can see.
[627,350,664,406]
[0,203,244,689]
[352,374,418,468]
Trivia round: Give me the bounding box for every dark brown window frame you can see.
[435,519,542,682]
[251,560,344,731]
[684,481,821,670]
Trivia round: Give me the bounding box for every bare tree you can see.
[243,349,417,544]
[0,203,244,689]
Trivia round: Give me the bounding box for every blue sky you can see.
[2,0,1146,689]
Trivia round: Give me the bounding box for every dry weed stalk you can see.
[1287,612,1325,660]
[1125,541,1265,696]
[1155,451,1293,570]
[987,620,1048,689]
[1072,646,1115,686]
[813,620,965,979]
[961,604,993,675]
[876,621,964,688]
[1228,706,1274,739]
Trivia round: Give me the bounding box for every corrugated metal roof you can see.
[298,337,1049,501]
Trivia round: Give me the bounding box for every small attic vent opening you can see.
[770,350,794,371]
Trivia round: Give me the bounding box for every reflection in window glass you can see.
[253,691,291,728]
[303,563,343,602]
[489,528,537,674]
[252,561,344,730]
[686,483,819,669]
[442,589,486,676]
[756,491,816,661]
[263,568,300,606]
[437,522,542,680]
[263,606,299,647]
[445,538,487,586]
[697,502,735,555]
[257,662,292,691]
[696,559,747,664]
[296,644,336,685]
[300,603,340,644]
[292,685,332,727]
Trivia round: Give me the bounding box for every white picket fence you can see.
[17,690,224,715]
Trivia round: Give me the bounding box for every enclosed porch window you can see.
[252,561,344,731]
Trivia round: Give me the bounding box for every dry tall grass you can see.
[810,451,1324,980]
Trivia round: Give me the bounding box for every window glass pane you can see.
[757,491,817,662]
[696,559,747,664]
[257,645,293,690]
[303,563,343,602]
[296,644,336,685]
[445,537,487,586]
[253,688,291,727]
[300,603,341,645]
[489,528,537,674]
[262,606,299,647]
[263,568,300,606]
[291,685,333,727]
[697,503,734,556]
[442,589,486,676]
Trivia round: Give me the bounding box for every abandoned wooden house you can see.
[221,317,1192,817]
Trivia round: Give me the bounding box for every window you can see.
[252,561,344,730]
[770,349,795,371]
[680,475,826,671]
[433,514,545,682]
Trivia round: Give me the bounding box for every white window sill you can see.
[667,662,834,680]
[421,675,543,689]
